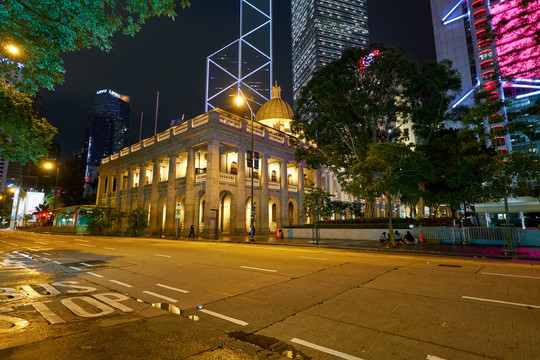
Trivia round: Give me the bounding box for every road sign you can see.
[175,201,181,211]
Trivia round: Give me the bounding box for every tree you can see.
[351,143,428,246]
[0,0,192,93]
[291,45,462,217]
[301,182,333,245]
[86,206,111,235]
[0,81,56,163]
[128,207,148,237]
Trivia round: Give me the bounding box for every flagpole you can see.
[155,90,160,136]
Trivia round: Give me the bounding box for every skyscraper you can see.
[291,0,369,101]
[84,89,130,193]
[205,0,272,112]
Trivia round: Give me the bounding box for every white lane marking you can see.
[299,256,327,261]
[35,241,48,244]
[427,355,447,360]
[69,266,81,271]
[52,261,61,264]
[154,254,172,258]
[105,247,116,250]
[156,284,189,293]
[291,338,363,360]
[74,238,89,242]
[42,258,51,261]
[240,266,277,273]
[43,252,51,255]
[199,309,248,326]
[80,263,91,266]
[109,280,133,288]
[9,243,18,246]
[78,244,96,248]
[482,272,540,280]
[462,296,540,309]
[87,272,104,278]
[31,302,65,324]
[142,291,178,303]
[25,247,40,251]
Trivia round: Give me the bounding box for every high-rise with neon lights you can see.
[291,0,369,102]
[431,0,540,153]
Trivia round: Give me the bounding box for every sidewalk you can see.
[181,234,540,261]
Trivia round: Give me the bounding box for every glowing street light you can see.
[43,161,59,209]
[5,44,20,56]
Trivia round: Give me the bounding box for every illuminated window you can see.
[230,162,237,175]
[479,50,493,60]
[481,70,495,81]
[271,170,277,182]
[473,9,487,19]
[480,60,494,70]
[478,40,491,50]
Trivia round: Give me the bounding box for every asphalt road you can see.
[1,230,539,360]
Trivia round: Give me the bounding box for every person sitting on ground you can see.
[394,230,404,244]
[404,231,415,244]
[380,231,388,243]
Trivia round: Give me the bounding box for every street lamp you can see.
[43,161,59,209]
[236,92,255,242]
[5,44,20,56]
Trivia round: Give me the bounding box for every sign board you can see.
[175,201,181,211]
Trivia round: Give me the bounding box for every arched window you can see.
[287,174,293,184]
[230,162,237,175]
[271,170,277,182]
[271,204,277,222]
[321,175,326,190]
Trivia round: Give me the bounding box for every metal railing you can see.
[412,226,522,246]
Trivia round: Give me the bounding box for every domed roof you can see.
[255,83,294,122]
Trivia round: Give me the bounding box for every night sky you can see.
[41,0,436,161]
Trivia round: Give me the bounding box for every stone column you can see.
[297,164,305,225]
[165,154,177,235]
[280,160,288,227]
[234,147,246,234]
[96,175,105,206]
[149,160,160,234]
[260,154,269,233]
[115,171,122,210]
[137,163,145,208]
[202,141,220,238]
[184,148,196,236]
[126,167,133,212]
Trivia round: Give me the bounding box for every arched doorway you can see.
[288,199,298,226]
[220,193,232,233]
[268,197,279,231]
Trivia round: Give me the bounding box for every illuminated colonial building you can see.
[291,0,369,101]
[96,85,347,237]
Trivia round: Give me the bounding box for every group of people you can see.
[380,230,415,244]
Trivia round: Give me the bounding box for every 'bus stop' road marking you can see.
[462,296,540,309]
[290,338,363,360]
[481,272,540,280]
[199,309,248,326]
[156,283,189,293]
[240,266,276,273]
[142,291,178,303]
[109,280,133,288]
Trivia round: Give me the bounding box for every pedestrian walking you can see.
[189,224,195,237]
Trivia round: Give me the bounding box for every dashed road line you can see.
[142,291,178,303]
[78,244,96,248]
[481,272,540,280]
[87,272,104,278]
[462,296,540,309]
[105,247,116,250]
[80,262,91,266]
[290,338,363,360]
[69,266,81,271]
[35,241,48,244]
[43,252,51,255]
[240,265,277,273]
[299,256,327,260]
[42,258,51,261]
[154,254,172,258]
[9,243,18,246]
[109,279,133,288]
[52,261,61,264]
[156,283,189,293]
[427,355,447,360]
[199,309,248,326]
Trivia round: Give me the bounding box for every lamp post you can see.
[236,93,255,242]
[43,161,59,209]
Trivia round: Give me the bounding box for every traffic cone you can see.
[419,225,424,243]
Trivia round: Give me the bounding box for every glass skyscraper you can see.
[291,0,369,101]
[84,89,130,192]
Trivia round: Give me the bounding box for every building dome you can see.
[255,82,294,133]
